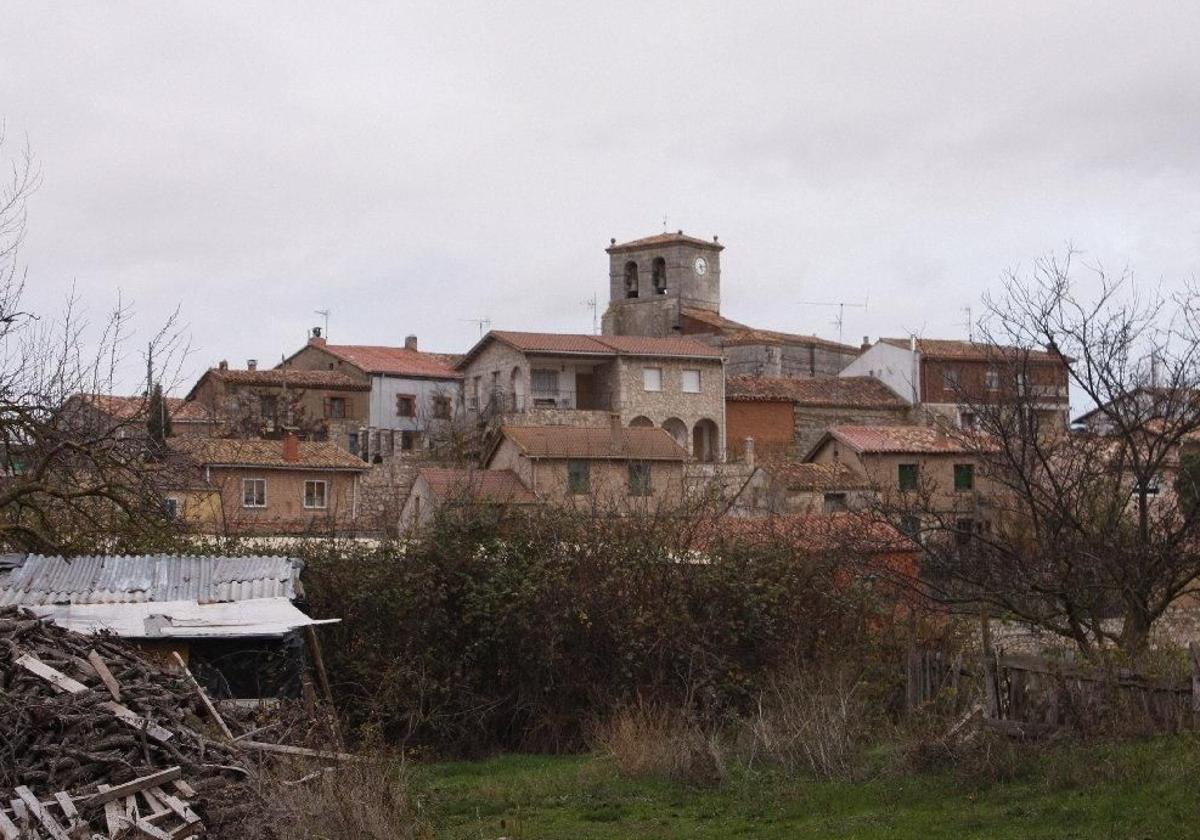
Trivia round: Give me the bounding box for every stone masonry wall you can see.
[614,357,724,457]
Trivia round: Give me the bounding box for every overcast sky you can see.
[5,2,1200,393]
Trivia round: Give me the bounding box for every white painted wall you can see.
[368,374,462,430]
[840,342,919,404]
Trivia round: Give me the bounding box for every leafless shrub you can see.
[594,702,727,786]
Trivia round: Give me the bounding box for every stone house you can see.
[805,424,995,538]
[398,467,540,530]
[751,460,875,516]
[60,393,218,439]
[457,330,726,461]
[599,231,859,376]
[483,422,689,510]
[280,330,463,459]
[184,363,370,442]
[725,374,913,459]
[842,337,1070,431]
[171,434,368,536]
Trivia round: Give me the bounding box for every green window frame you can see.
[898,463,918,491]
[567,460,590,495]
[954,463,975,491]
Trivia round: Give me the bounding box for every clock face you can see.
[693,257,708,276]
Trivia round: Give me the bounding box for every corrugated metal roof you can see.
[27,597,336,639]
[0,554,302,607]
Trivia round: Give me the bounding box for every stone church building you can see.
[600,231,859,378]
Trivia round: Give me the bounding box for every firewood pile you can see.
[0,607,352,839]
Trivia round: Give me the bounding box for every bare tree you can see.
[888,252,1200,657]
[0,126,187,553]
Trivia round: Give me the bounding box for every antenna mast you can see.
[460,318,492,338]
[584,293,598,334]
[314,309,330,338]
[797,297,869,344]
[960,306,974,342]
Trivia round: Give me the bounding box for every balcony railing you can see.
[472,389,612,414]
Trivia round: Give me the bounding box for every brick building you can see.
[842,337,1070,430]
[457,330,726,461]
[725,374,912,459]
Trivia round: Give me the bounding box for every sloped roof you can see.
[189,367,370,397]
[27,597,335,639]
[173,437,368,470]
[606,231,724,252]
[878,337,1064,364]
[819,425,978,455]
[681,308,857,353]
[726,375,908,409]
[0,554,302,606]
[764,461,870,492]
[498,425,689,461]
[67,393,214,423]
[417,468,538,504]
[313,344,462,379]
[459,330,722,367]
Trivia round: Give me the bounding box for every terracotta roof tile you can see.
[461,331,723,366]
[726,375,909,409]
[697,512,916,555]
[68,393,214,423]
[417,468,538,504]
[499,425,688,460]
[606,232,724,252]
[763,461,870,491]
[173,437,369,470]
[201,368,369,391]
[879,337,1064,363]
[318,344,462,379]
[824,425,978,455]
[681,308,857,352]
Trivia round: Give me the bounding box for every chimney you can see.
[610,413,623,452]
[861,335,871,351]
[247,359,257,371]
[743,437,755,468]
[218,360,228,371]
[404,335,418,351]
[282,431,300,463]
[309,327,326,347]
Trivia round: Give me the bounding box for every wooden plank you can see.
[171,780,197,799]
[140,788,170,818]
[98,785,128,837]
[0,807,18,840]
[16,654,89,695]
[52,792,78,831]
[101,701,176,743]
[171,652,235,742]
[132,817,173,840]
[149,787,201,826]
[88,768,182,807]
[14,786,70,840]
[88,649,123,702]
[304,624,345,749]
[7,801,34,840]
[238,740,360,762]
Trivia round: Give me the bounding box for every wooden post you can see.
[304,624,345,749]
[171,652,235,743]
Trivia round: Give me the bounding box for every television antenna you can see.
[797,297,869,344]
[461,317,492,337]
[960,306,974,342]
[583,293,599,334]
[314,309,330,338]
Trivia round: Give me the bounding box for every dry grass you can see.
[593,702,727,786]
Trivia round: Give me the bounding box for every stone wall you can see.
[724,342,859,378]
[792,405,913,458]
[614,357,725,458]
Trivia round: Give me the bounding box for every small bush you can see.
[594,702,726,786]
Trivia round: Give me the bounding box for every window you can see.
[959,411,977,430]
[628,462,652,496]
[985,367,1000,390]
[568,460,590,495]
[400,430,414,451]
[643,367,663,392]
[395,394,416,417]
[954,463,975,491]
[823,492,848,514]
[531,368,558,392]
[624,261,639,298]
[304,480,328,509]
[943,366,960,391]
[900,514,921,539]
[326,397,346,419]
[432,394,452,420]
[1016,371,1028,395]
[348,432,359,455]
[955,518,975,548]
[163,497,180,520]
[681,369,701,394]
[652,257,667,294]
[898,463,918,491]
[242,478,266,508]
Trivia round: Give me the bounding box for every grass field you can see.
[418,736,1200,839]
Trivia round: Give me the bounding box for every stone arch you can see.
[651,257,667,294]
[692,418,719,463]
[623,261,639,299]
[629,415,654,428]
[662,417,687,449]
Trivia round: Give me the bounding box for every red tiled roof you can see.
[681,308,857,352]
[726,375,909,409]
[606,232,724,252]
[763,461,870,491]
[822,425,978,455]
[417,468,538,504]
[196,368,369,392]
[173,437,368,470]
[68,393,214,424]
[460,331,723,367]
[316,344,462,379]
[498,425,688,461]
[879,337,1064,364]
